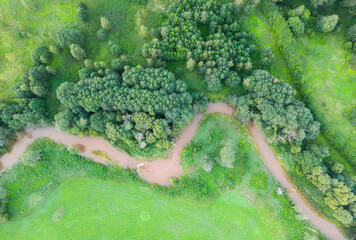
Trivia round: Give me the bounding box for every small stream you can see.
[0,103,346,240]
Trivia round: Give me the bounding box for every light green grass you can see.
[295,33,356,164]
[0,178,274,240]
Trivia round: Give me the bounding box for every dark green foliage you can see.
[143,0,253,91]
[260,46,275,68]
[56,67,207,150]
[55,28,84,48]
[29,65,50,97]
[77,2,87,10]
[31,47,52,66]
[110,58,126,72]
[288,17,305,35]
[206,75,222,92]
[70,44,86,60]
[229,70,320,143]
[224,71,241,89]
[96,29,108,41]
[346,24,356,42]
[108,41,122,56]
[77,7,88,22]
[316,15,339,33]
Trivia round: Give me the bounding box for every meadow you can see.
[0,114,323,239]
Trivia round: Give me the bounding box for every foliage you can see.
[55,28,85,49]
[31,47,52,66]
[309,0,335,8]
[77,3,88,22]
[70,44,86,60]
[96,29,108,41]
[56,67,207,151]
[260,46,275,68]
[316,15,339,33]
[346,24,356,42]
[100,17,112,31]
[288,17,305,35]
[143,0,254,90]
[228,70,320,143]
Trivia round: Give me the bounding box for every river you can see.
[0,103,346,240]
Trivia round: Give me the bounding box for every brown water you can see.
[0,103,346,239]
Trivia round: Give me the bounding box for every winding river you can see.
[0,103,346,240]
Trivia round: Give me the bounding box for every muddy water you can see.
[0,103,346,239]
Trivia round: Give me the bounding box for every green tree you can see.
[346,24,356,42]
[260,46,275,67]
[316,15,339,33]
[101,17,112,31]
[219,140,237,168]
[31,46,51,66]
[55,28,84,48]
[288,17,305,35]
[97,29,108,41]
[333,207,353,224]
[77,7,88,22]
[70,44,86,60]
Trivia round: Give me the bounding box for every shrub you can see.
[101,17,112,31]
[77,7,88,22]
[288,17,305,35]
[346,24,356,42]
[55,28,84,48]
[316,15,339,33]
[52,206,65,223]
[206,75,222,92]
[31,46,51,66]
[333,207,353,224]
[260,46,275,67]
[97,29,108,41]
[108,41,122,56]
[70,44,86,60]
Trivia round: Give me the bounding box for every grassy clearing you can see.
[0,114,323,239]
[0,178,273,240]
[0,0,163,116]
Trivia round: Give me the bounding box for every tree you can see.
[101,17,112,31]
[77,7,88,22]
[224,71,241,89]
[108,41,122,56]
[331,162,344,174]
[324,182,356,209]
[333,207,353,224]
[260,46,275,67]
[70,44,86,60]
[309,0,335,8]
[316,15,339,33]
[97,29,108,41]
[219,140,237,168]
[55,28,84,48]
[206,74,222,92]
[31,46,51,66]
[346,24,356,42]
[288,17,305,35]
[186,58,196,70]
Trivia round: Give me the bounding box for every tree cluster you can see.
[55,66,207,151]
[228,70,320,143]
[142,0,255,92]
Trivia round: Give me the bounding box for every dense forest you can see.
[0,0,355,236]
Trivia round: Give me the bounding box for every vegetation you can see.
[0,114,323,239]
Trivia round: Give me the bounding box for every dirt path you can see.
[0,103,346,239]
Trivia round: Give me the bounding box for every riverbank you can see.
[0,103,346,239]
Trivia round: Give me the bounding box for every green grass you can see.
[0,114,323,239]
[0,178,274,240]
[0,0,163,117]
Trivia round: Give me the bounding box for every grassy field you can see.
[0,178,274,240]
[0,114,323,239]
[0,0,163,117]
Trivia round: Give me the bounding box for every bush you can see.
[288,17,305,35]
[346,24,356,43]
[55,28,84,48]
[77,7,88,22]
[70,44,86,60]
[101,17,112,31]
[206,75,222,92]
[316,15,339,33]
[97,29,108,41]
[333,207,353,224]
[260,46,275,67]
[108,41,122,56]
[31,47,51,66]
